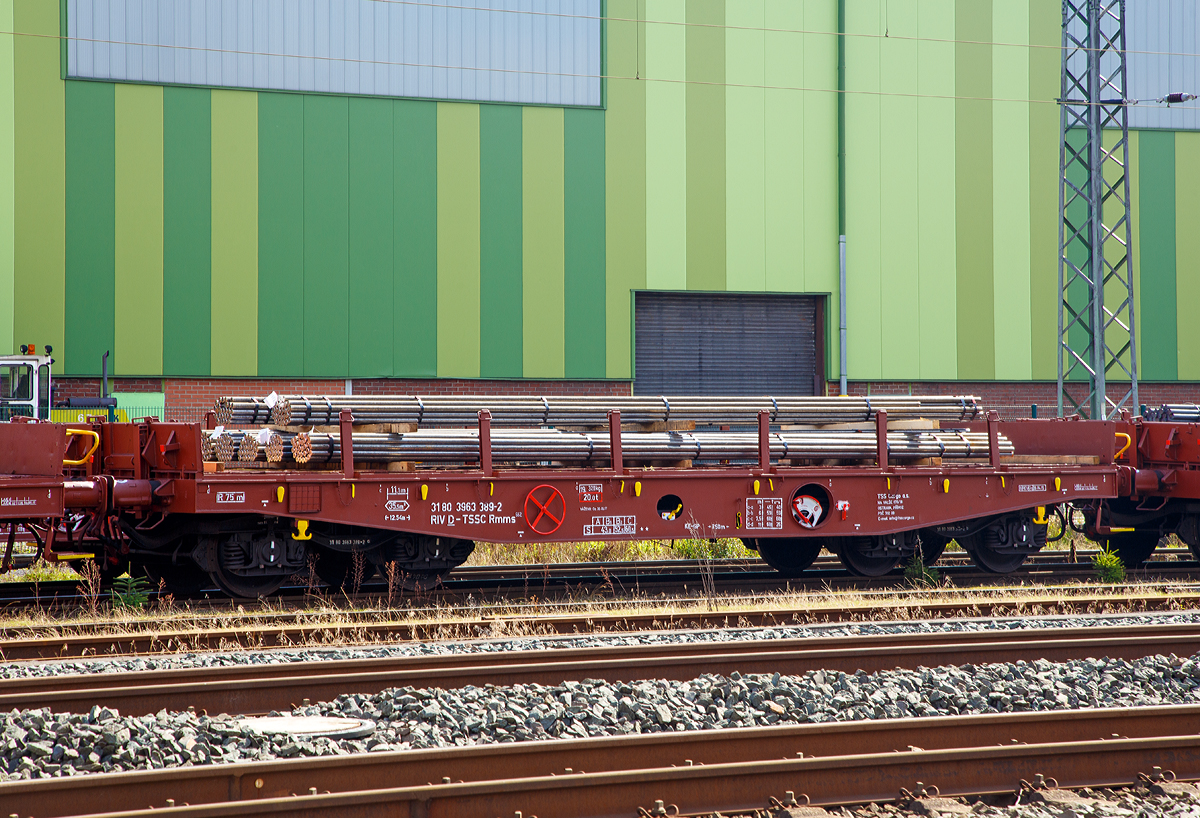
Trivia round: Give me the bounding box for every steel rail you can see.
[3,625,1198,716]
[43,734,1200,818]
[1,586,1198,661]
[2,705,1196,818]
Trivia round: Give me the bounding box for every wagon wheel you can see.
[139,561,206,597]
[835,536,903,577]
[209,561,287,599]
[1104,531,1161,569]
[313,547,377,591]
[753,538,825,577]
[960,533,1027,574]
[916,528,950,565]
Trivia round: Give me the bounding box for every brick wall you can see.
[57,374,1200,423]
[53,377,165,400]
[826,381,1200,418]
[159,377,631,420]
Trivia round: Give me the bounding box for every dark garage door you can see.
[633,292,824,396]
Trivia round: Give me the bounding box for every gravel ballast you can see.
[4,611,1200,680]
[3,652,1200,781]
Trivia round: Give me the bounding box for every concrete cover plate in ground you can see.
[237,716,376,739]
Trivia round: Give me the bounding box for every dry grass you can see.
[465,538,756,565]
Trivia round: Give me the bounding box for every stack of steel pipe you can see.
[201,430,244,463]
[203,429,291,463]
[213,394,983,427]
[286,428,1012,465]
[1151,403,1200,422]
[212,396,276,426]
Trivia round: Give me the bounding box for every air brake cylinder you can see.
[111,479,154,509]
[62,478,106,511]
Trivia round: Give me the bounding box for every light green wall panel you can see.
[725,0,765,293]
[954,0,994,380]
[643,0,687,291]
[210,90,258,377]
[604,0,646,380]
[798,0,839,316]
[878,0,919,380]
[13,0,64,370]
[522,106,565,378]
[114,84,164,376]
[764,0,802,293]
[0,0,12,355]
[844,1,882,379]
[991,1,1031,380]
[1028,0,1060,380]
[436,102,481,379]
[1177,133,1200,379]
[916,0,957,379]
[685,0,725,292]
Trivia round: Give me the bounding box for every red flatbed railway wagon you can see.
[4,397,1174,599]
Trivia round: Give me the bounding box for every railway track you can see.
[1,582,1198,661]
[1,704,1195,818]
[0,549,1197,609]
[4,621,1199,716]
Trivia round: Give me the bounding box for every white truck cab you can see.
[0,348,52,420]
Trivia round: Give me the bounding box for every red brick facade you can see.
[51,374,1200,423]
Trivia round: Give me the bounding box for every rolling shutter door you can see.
[634,293,823,396]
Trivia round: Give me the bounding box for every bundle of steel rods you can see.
[1149,403,1200,422]
[284,428,1012,465]
[203,429,289,463]
[214,394,983,427]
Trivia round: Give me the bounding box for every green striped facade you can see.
[4,0,1199,383]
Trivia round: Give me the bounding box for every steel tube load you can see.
[1148,404,1200,422]
[276,427,1012,466]
[214,394,984,427]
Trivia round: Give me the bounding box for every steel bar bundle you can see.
[1150,404,1200,422]
[212,396,275,426]
[214,394,984,427]
[202,430,244,463]
[285,428,1012,465]
[201,430,291,463]
[236,434,259,463]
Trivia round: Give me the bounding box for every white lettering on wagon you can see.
[216,492,245,504]
[1019,484,1047,493]
[0,496,36,507]
[584,516,637,536]
[745,498,784,530]
[876,492,915,523]
[1075,483,1099,492]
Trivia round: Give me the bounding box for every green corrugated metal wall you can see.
[3,0,1197,383]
